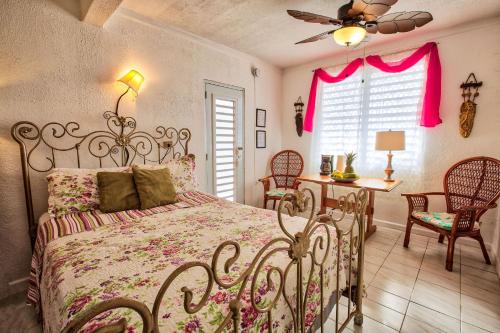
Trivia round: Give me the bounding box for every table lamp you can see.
[375,130,405,182]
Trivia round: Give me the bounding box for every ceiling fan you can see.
[288,0,433,47]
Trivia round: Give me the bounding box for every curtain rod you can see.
[311,41,440,72]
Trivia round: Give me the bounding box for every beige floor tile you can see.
[461,294,500,332]
[385,252,423,270]
[461,258,497,274]
[421,248,460,272]
[365,247,389,266]
[417,268,460,293]
[366,286,409,314]
[461,267,500,296]
[461,264,500,283]
[396,233,429,247]
[361,298,404,331]
[370,267,416,299]
[410,280,461,319]
[345,314,398,332]
[366,239,394,252]
[461,281,500,306]
[381,258,420,279]
[405,302,460,333]
[460,321,491,333]
[401,316,448,333]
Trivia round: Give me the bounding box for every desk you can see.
[297,175,402,239]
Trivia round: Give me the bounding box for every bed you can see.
[11,111,367,333]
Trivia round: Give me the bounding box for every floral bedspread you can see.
[38,196,354,332]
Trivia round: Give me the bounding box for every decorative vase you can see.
[320,155,333,175]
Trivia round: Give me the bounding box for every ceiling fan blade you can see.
[287,10,342,25]
[349,0,398,18]
[369,11,433,34]
[295,30,337,44]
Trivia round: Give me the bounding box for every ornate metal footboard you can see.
[61,188,368,333]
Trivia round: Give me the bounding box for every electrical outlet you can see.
[162,141,173,149]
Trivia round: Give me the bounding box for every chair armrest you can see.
[258,176,272,193]
[401,192,445,197]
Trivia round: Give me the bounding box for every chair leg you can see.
[445,236,456,271]
[272,200,276,210]
[438,234,445,243]
[475,234,491,265]
[403,219,413,248]
[263,197,268,209]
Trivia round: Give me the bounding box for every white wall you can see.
[0,0,282,298]
[281,18,500,250]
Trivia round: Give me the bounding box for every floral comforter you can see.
[37,193,354,332]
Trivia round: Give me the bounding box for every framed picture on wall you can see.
[256,130,266,148]
[256,108,266,127]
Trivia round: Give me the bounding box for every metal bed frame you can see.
[11,112,366,333]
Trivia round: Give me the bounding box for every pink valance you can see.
[366,42,442,127]
[304,42,442,132]
[303,58,364,132]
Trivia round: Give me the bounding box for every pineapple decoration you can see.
[343,152,358,179]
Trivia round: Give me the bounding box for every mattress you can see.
[32,192,353,332]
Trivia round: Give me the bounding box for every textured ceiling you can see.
[122,0,500,68]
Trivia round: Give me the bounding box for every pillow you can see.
[132,166,178,210]
[97,172,140,213]
[163,155,199,193]
[47,167,129,217]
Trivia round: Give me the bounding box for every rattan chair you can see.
[402,156,500,271]
[259,150,304,210]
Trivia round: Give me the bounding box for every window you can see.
[313,57,425,178]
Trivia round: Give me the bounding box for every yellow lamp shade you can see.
[333,26,367,47]
[118,69,144,94]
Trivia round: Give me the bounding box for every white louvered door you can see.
[205,82,245,203]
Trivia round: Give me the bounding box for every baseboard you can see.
[374,218,494,253]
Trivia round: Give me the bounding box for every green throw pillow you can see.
[97,172,140,213]
[132,166,178,210]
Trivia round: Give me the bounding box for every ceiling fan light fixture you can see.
[333,25,366,47]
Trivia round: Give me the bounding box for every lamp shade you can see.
[118,69,144,94]
[375,130,405,151]
[333,26,366,47]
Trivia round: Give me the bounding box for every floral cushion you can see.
[266,188,296,197]
[163,155,199,193]
[47,167,129,217]
[412,211,456,230]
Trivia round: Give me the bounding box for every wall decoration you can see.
[256,108,266,127]
[294,97,304,137]
[256,130,266,148]
[459,73,482,138]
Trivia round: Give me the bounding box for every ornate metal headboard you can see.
[11,111,191,249]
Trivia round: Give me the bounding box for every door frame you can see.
[204,80,245,203]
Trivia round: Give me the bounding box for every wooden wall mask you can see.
[294,97,304,137]
[459,73,482,138]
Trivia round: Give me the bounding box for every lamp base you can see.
[383,152,395,182]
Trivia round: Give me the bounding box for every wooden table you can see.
[297,175,402,239]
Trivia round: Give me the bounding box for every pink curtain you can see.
[366,42,442,127]
[303,58,364,132]
[304,42,442,132]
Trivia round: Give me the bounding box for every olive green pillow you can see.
[132,166,178,210]
[97,172,140,213]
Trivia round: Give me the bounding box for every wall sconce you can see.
[115,69,144,115]
[294,96,304,137]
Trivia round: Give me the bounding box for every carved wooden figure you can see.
[459,73,482,138]
[294,96,304,137]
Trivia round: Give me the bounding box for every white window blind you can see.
[314,57,425,178]
[214,98,236,201]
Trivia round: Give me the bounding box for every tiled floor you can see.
[321,227,500,333]
[1,227,498,333]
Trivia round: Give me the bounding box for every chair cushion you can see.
[412,211,455,230]
[412,211,480,231]
[266,188,295,197]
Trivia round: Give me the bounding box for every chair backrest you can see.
[444,157,500,219]
[270,150,304,189]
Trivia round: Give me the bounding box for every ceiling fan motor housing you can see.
[338,1,354,20]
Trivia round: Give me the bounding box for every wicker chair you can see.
[402,156,500,271]
[259,150,304,209]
